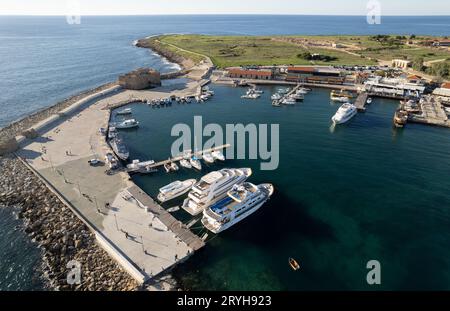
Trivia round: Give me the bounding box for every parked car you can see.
[88,159,102,166]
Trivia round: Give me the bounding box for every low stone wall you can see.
[0,82,117,143]
[0,155,138,291]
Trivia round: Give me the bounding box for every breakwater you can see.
[0,82,117,143]
[0,155,138,291]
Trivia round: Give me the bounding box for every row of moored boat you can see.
[157,167,274,234]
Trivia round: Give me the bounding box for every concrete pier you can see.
[15,77,210,285]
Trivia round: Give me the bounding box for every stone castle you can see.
[118,68,161,90]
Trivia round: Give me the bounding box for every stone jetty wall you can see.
[0,82,117,143]
[0,155,138,291]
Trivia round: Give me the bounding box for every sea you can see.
[0,15,449,290]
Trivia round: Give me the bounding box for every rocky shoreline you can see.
[0,82,117,143]
[135,37,194,72]
[0,155,139,291]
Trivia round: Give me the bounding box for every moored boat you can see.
[331,103,358,124]
[393,109,408,128]
[203,152,215,164]
[182,168,252,216]
[201,182,274,233]
[157,179,197,203]
[110,135,129,161]
[190,156,202,170]
[211,150,225,161]
[179,159,192,169]
[115,118,139,129]
[289,258,300,271]
[116,108,132,115]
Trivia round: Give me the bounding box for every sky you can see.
[0,0,449,16]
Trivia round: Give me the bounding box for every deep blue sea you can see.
[0,15,449,290]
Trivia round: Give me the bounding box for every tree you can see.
[412,57,425,72]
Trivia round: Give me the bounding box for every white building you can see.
[391,59,412,69]
[364,77,426,98]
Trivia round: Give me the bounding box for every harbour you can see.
[1,14,450,292]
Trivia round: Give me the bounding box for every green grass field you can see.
[146,34,450,69]
[155,35,376,68]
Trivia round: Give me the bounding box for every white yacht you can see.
[116,119,139,129]
[201,182,274,234]
[277,87,290,94]
[297,88,310,95]
[203,152,215,164]
[179,159,192,169]
[331,96,349,103]
[116,108,132,115]
[157,179,197,203]
[211,150,225,161]
[289,93,304,101]
[181,168,252,216]
[332,103,358,124]
[281,97,296,105]
[126,159,155,171]
[271,93,282,101]
[190,156,202,170]
[241,93,260,99]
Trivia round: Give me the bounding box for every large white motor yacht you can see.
[181,168,252,216]
[332,103,358,124]
[201,182,274,234]
[157,179,197,203]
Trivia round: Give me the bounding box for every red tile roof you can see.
[441,82,450,89]
[408,75,422,80]
[228,68,272,77]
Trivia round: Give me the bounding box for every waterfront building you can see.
[364,76,426,98]
[432,83,450,105]
[286,66,345,85]
[228,68,273,80]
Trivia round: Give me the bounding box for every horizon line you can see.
[0,13,449,17]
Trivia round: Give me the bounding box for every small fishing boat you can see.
[281,97,296,105]
[297,87,310,95]
[277,87,290,94]
[167,206,180,213]
[271,93,282,101]
[179,159,192,169]
[366,97,373,104]
[289,93,304,101]
[190,156,202,170]
[241,93,260,99]
[289,258,300,271]
[203,152,215,164]
[115,119,139,129]
[393,109,408,128]
[331,96,350,103]
[164,163,172,173]
[330,90,354,100]
[116,108,132,115]
[211,150,225,161]
[170,162,179,171]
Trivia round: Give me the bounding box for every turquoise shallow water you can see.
[115,84,450,290]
